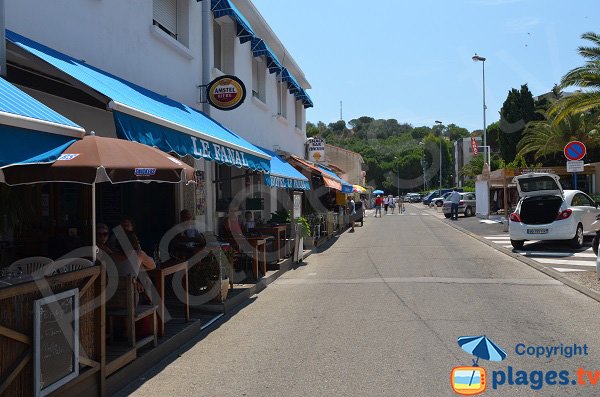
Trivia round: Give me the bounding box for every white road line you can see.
[553,268,589,273]
[515,251,597,258]
[532,258,596,267]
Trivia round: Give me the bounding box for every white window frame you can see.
[252,57,266,103]
[295,100,303,129]
[277,79,287,119]
[153,0,189,46]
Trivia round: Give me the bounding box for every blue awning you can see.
[7,30,271,173]
[258,147,310,190]
[250,38,283,75]
[211,0,255,44]
[316,165,353,194]
[0,77,83,167]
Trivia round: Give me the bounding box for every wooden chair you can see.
[7,256,53,275]
[106,276,158,350]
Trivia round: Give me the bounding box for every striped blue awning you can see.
[7,30,271,173]
[211,0,255,43]
[0,77,83,167]
[258,147,310,190]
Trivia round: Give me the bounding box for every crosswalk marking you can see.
[482,235,597,273]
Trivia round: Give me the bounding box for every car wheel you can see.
[511,239,524,249]
[464,206,473,217]
[593,234,599,256]
[570,224,584,248]
[444,214,451,219]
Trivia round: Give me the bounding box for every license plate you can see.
[527,228,548,234]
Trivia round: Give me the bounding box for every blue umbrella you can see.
[373,189,384,195]
[458,335,507,365]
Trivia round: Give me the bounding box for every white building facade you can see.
[5,0,312,232]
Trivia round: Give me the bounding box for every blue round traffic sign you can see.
[564,141,586,161]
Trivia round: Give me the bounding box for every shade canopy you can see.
[353,185,367,193]
[0,135,196,185]
[0,77,84,168]
[7,30,271,173]
[288,156,342,191]
[316,165,353,194]
[258,147,310,190]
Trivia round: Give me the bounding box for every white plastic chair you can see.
[51,257,94,274]
[8,257,53,275]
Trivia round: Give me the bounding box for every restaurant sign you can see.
[207,75,246,111]
[264,174,311,190]
[307,138,325,163]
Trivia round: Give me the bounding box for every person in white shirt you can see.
[383,195,390,214]
[449,188,462,220]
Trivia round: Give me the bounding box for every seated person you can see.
[222,206,243,238]
[108,216,136,252]
[178,209,206,245]
[111,231,155,277]
[243,211,256,234]
[96,223,113,256]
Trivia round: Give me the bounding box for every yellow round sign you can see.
[207,75,246,111]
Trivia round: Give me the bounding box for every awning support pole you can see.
[92,183,97,263]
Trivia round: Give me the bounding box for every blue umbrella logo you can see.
[457,335,507,389]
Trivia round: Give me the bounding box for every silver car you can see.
[443,192,477,218]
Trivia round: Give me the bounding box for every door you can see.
[571,193,597,233]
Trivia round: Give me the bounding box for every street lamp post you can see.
[472,54,487,168]
[435,120,443,190]
[419,142,426,190]
[394,156,400,197]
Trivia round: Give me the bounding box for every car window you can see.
[572,193,593,207]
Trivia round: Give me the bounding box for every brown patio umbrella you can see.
[0,135,196,262]
[0,135,195,185]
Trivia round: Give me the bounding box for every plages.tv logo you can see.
[451,335,508,395]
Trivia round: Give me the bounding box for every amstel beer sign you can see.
[207,75,246,111]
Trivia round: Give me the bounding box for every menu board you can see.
[195,170,206,216]
[34,289,80,397]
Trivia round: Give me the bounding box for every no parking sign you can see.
[564,141,586,161]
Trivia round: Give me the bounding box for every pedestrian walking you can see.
[348,197,356,232]
[383,195,390,215]
[449,188,461,220]
[399,195,405,214]
[374,195,383,218]
[390,196,396,214]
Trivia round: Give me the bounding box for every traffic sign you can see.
[567,160,584,173]
[564,141,586,161]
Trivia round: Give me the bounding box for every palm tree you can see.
[550,32,600,124]
[518,111,599,160]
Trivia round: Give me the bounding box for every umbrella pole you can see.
[92,183,96,263]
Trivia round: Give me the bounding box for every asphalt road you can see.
[124,205,600,396]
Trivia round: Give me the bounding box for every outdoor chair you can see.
[51,257,94,274]
[7,256,53,275]
[106,275,158,350]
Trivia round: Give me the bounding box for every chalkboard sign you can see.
[34,289,80,397]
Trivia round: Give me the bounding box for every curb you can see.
[439,217,600,303]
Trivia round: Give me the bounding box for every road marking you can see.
[515,251,597,258]
[533,258,596,267]
[553,268,589,273]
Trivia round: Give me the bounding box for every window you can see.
[153,0,189,46]
[295,101,303,129]
[154,0,178,39]
[572,193,593,207]
[215,164,232,212]
[213,20,234,74]
[213,21,222,70]
[252,58,266,102]
[277,79,287,118]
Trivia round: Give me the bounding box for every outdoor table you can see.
[148,259,189,337]
[252,225,288,261]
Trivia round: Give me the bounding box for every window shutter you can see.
[153,0,177,35]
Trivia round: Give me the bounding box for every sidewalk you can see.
[419,203,600,300]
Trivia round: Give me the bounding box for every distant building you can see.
[454,137,482,187]
[324,144,365,185]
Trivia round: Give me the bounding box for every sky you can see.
[252,0,599,132]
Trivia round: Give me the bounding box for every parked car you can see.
[423,188,463,205]
[443,192,476,218]
[431,192,452,207]
[508,173,600,249]
[405,193,422,203]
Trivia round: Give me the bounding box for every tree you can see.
[550,32,600,124]
[499,84,539,163]
[517,111,600,161]
[446,124,471,141]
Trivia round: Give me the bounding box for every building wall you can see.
[6,0,308,158]
[324,144,364,185]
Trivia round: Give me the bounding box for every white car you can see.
[508,173,600,249]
